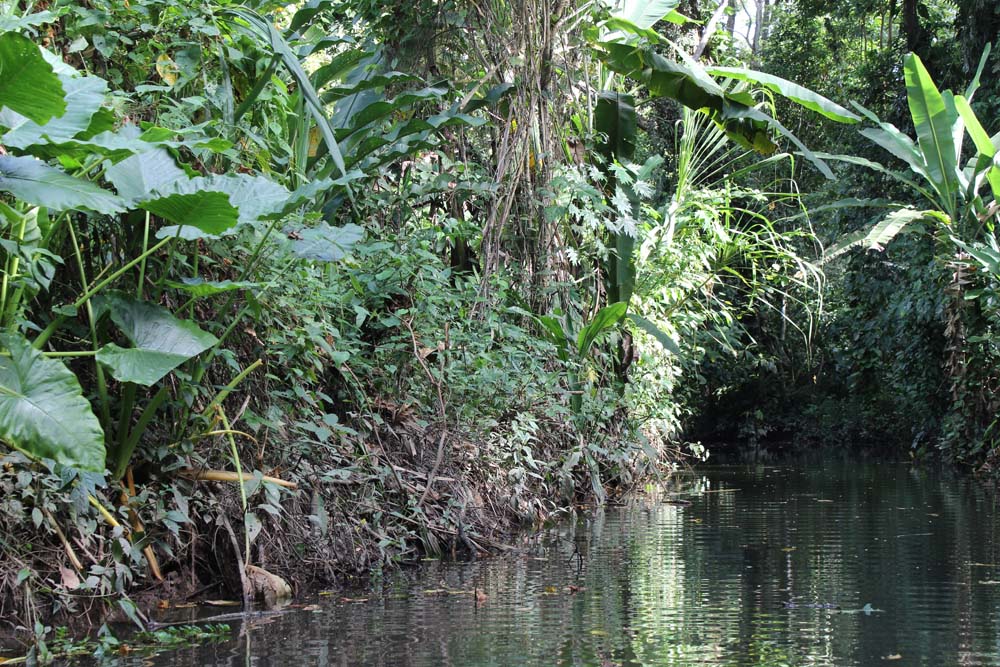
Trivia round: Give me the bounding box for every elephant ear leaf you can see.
[286,222,364,262]
[0,155,126,215]
[96,294,218,386]
[0,33,66,125]
[0,333,105,471]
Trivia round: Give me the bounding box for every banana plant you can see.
[821,46,998,258]
[585,0,860,380]
[590,1,860,180]
[813,46,999,450]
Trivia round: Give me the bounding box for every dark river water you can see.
[110,461,1000,666]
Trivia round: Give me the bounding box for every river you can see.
[106,460,1000,666]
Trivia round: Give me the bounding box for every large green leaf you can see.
[0,33,65,125]
[1,74,106,148]
[628,313,680,354]
[0,11,63,33]
[858,126,929,181]
[106,147,187,201]
[146,172,290,239]
[95,294,218,386]
[462,82,515,114]
[534,315,570,362]
[904,53,958,206]
[288,0,335,32]
[0,333,105,471]
[954,94,1000,197]
[965,44,991,101]
[953,237,1000,277]
[0,155,125,214]
[577,302,628,357]
[613,0,683,28]
[595,92,637,162]
[197,174,291,223]
[821,208,930,264]
[595,42,829,175]
[263,177,337,219]
[597,42,724,114]
[286,222,364,262]
[729,105,833,178]
[707,66,860,123]
[595,92,639,305]
[145,190,239,240]
[812,151,932,199]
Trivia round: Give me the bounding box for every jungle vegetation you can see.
[0,0,996,655]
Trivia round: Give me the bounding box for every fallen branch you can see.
[42,509,84,573]
[178,468,297,490]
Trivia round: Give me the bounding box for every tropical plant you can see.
[0,29,362,479]
[816,46,999,455]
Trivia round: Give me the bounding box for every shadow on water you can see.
[96,460,1000,666]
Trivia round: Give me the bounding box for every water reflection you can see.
[117,462,1000,666]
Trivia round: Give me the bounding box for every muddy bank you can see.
[0,405,664,650]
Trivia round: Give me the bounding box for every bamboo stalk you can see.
[42,509,84,573]
[177,468,297,490]
[125,467,164,581]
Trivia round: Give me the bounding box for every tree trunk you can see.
[902,0,924,55]
[751,0,764,55]
[695,0,730,60]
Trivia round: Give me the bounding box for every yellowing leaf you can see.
[156,53,179,86]
[308,126,321,157]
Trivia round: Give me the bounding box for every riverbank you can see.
[0,377,678,652]
[15,460,1000,667]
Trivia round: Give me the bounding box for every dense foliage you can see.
[690,0,1000,462]
[0,0,996,656]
